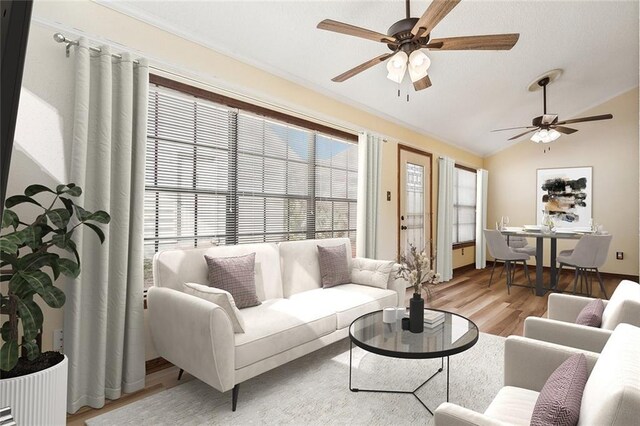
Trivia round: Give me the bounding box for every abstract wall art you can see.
[536,167,592,228]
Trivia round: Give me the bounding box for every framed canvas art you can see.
[536,167,592,228]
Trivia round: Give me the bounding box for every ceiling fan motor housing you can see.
[387,17,428,52]
[532,114,558,127]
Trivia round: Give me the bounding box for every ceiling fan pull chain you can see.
[407,93,409,102]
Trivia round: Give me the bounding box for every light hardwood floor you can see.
[67,266,624,425]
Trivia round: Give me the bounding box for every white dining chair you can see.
[507,236,537,257]
[484,229,533,294]
[556,234,613,298]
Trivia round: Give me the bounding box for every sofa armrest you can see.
[524,317,612,353]
[547,293,608,322]
[608,299,640,328]
[504,336,599,392]
[148,287,235,392]
[389,263,408,307]
[434,403,510,426]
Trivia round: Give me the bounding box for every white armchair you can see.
[434,323,640,425]
[524,280,640,352]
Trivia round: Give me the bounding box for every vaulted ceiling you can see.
[106,0,639,156]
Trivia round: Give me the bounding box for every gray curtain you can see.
[475,169,489,268]
[436,157,454,281]
[356,132,382,258]
[65,39,148,413]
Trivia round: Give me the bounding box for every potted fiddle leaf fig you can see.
[0,183,110,424]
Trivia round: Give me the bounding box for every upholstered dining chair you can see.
[507,236,537,257]
[500,236,537,281]
[484,229,533,294]
[557,234,613,298]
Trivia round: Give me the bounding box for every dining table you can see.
[499,226,591,296]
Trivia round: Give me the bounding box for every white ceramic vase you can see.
[0,355,68,425]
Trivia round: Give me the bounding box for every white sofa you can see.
[434,323,640,425]
[147,237,406,410]
[524,280,640,352]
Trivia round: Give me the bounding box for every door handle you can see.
[401,225,407,230]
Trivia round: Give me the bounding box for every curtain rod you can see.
[53,33,140,64]
[52,31,359,136]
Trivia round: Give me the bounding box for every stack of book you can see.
[423,310,445,328]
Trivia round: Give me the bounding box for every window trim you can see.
[149,74,358,143]
[144,77,358,292]
[453,164,477,247]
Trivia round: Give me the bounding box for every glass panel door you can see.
[398,146,432,258]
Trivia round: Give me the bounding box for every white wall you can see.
[485,88,639,276]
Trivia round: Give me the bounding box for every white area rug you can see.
[87,333,504,425]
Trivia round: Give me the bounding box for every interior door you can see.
[398,145,432,258]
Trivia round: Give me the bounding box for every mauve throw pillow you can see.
[575,299,604,327]
[318,244,351,288]
[204,253,260,309]
[530,353,588,426]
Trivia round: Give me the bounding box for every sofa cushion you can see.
[601,280,640,330]
[575,299,604,327]
[318,244,351,288]
[153,242,283,301]
[483,386,539,425]
[183,282,246,333]
[351,258,394,289]
[279,238,352,297]
[580,323,640,425]
[530,354,588,426]
[205,253,260,309]
[288,284,397,329]
[234,299,336,369]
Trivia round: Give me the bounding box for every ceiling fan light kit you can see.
[386,51,409,83]
[317,0,520,91]
[407,50,431,83]
[531,128,561,144]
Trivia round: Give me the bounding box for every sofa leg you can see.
[232,384,240,411]
[177,369,184,380]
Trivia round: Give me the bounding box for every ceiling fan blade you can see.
[331,53,393,82]
[553,126,578,135]
[413,74,432,91]
[318,19,397,44]
[556,114,613,125]
[411,0,461,37]
[428,33,520,50]
[508,129,538,141]
[491,126,537,132]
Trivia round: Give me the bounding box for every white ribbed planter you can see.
[0,355,68,426]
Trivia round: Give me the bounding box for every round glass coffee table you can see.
[348,309,479,414]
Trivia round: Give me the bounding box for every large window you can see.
[452,165,477,246]
[144,78,358,288]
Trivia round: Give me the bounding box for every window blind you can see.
[453,166,477,245]
[144,83,357,288]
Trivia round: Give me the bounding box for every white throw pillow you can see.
[601,280,640,330]
[183,282,246,333]
[351,258,394,289]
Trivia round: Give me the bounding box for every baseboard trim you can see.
[145,357,173,375]
[453,263,476,276]
[490,260,639,282]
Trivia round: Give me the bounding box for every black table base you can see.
[348,340,449,415]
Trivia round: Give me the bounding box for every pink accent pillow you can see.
[575,299,604,327]
[530,354,588,426]
[204,253,260,309]
[317,244,350,288]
